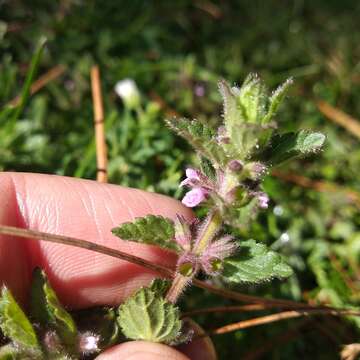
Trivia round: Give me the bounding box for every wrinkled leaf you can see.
[112,215,179,251]
[222,239,293,283]
[30,268,77,354]
[117,282,182,344]
[238,73,268,124]
[256,130,325,165]
[0,286,41,355]
[165,117,226,166]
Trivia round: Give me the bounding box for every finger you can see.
[0,172,193,308]
[96,341,190,360]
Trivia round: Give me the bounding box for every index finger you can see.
[0,172,192,308]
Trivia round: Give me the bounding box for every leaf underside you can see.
[112,215,179,252]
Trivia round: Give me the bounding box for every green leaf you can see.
[256,130,326,165]
[165,117,226,166]
[0,286,41,354]
[262,78,293,124]
[237,73,268,124]
[222,239,293,283]
[29,268,78,354]
[117,283,182,344]
[112,215,179,252]
[219,79,272,159]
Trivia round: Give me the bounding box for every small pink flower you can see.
[258,192,269,209]
[180,168,201,187]
[182,188,208,207]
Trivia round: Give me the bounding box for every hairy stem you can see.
[165,210,222,304]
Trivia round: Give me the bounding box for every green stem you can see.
[165,210,222,304]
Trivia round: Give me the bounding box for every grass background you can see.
[1,1,360,358]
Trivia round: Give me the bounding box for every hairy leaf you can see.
[262,78,293,124]
[256,130,325,165]
[238,73,268,124]
[30,268,78,354]
[165,117,226,166]
[222,239,293,283]
[112,215,179,251]
[117,283,182,344]
[0,287,41,355]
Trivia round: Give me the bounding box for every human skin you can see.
[0,172,217,360]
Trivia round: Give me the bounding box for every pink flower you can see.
[180,168,202,187]
[182,188,208,207]
[258,192,269,209]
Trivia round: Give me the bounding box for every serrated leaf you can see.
[29,268,77,354]
[256,130,325,165]
[112,215,179,252]
[117,285,182,344]
[219,79,272,159]
[222,239,293,283]
[199,156,216,180]
[165,117,226,166]
[238,73,268,124]
[262,78,293,124]
[0,287,41,355]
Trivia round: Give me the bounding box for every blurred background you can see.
[0,1,360,359]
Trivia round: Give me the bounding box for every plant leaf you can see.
[238,73,268,124]
[222,239,293,283]
[0,286,41,355]
[112,215,179,252]
[30,268,78,354]
[117,283,182,344]
[262,77,293,124]
[165,117,226,166]
[255,130,325,165]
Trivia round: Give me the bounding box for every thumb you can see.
[95,338,217,360]
[96,341,190,360]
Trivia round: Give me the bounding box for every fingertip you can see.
[95,341,190,360]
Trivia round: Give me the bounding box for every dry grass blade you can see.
[0,224,172,277]
[206,309,360,337]
[272,170,360,207]
[8,64,66,107]
[317,100,360,140]
[181,304,268,318]
[91,65,108,183]
[0,224,355,313]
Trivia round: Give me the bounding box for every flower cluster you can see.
[173,215,237,276]
[180,166,270,210]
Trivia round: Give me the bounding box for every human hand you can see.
[0,172,216,360]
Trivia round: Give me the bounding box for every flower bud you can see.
[228,159,244,172]
[114,79,141,109]
[243,162,267,180]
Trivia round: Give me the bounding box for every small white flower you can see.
[114,78,140,109]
